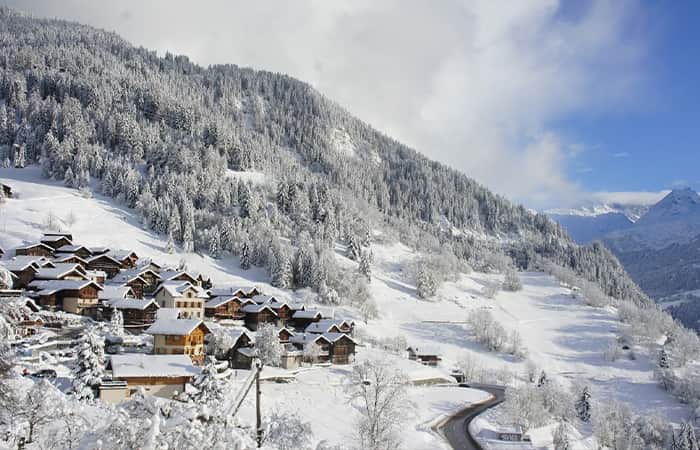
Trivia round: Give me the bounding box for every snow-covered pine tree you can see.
[190,357,225,405]
[109,308,124,338]
[72,329,105,401]
[575,386,591,422]
[416,265,437,299]
[208,226,221,258]
[359,249,372,282]
[659,347,670,369]
[255,323,282,367]
[63,166,75,187]
[240,241,251,269]
[678,421,700,450]
[0,263,12,290]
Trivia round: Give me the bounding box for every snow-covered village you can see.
[2,3,700,450]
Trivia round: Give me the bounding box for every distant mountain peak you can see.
[639,187,700,224]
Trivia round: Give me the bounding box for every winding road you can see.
[440,384,506,450]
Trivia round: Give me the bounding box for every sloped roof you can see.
[108,250,138,261]
[109,354,200,379]
[204,295,250,309]
[35,263,88,280]
[251,294,278,304]
[15,243,54,252]
[53,254,88,265]
[159,269,198,283]
[289,333,331,346]
[322,332,356,344]
[55,244,92,255]
[86,253,122,265]
[107,298,159,310]
[146,318,209,336]
[111,271,148,284]
[41,234,72,243]
[29,279,102,295]
[241,304,278,315]
[155,281,207,298]
[4,256,44,271]
[207,286,258,298]
[99,284,134,300]
[305,319,344,334]
[292,309,323,320]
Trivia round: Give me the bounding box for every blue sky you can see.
[561,0,700,195]
[4,0,696,208]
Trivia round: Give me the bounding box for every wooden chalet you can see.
[110,274,147,299]
[137,259,162,273]
[102,354,200,401]
[407,347,442,367]
[242,304,278,330]
[290,333,332,363]
[40,234,72,250]
[28,279,102,316]
[223,329,255,369]
[15,243,54,258]
[278,327,295,344]
[86,254,123,278]
[323,333,357,364]
[99,284,134,301]
[5,261,38,288]
[147,318,210,365]
[204,296,252,320]
[107,298,159,327]
[54,244,93,259]
[113,267,160,295]
[108,250,139,269]
[292,309,323,330]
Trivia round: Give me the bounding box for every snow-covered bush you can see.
[502,268,523,292]
[603,339,623,362]
[503,385,549,431]
[0,264,12,290]
[482,280,500,299]
[466,310,519,354]
[263,411,313,450]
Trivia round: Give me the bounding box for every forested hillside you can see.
[0,8,648,306]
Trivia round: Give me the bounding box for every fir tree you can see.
[208,227,221,258]
[190,357,225,405]
[553,421,571,450]
[659,347,670,369]
[109,308,124,338]
[359,250,372,282]
[240,241,251,269]
[63,166,75,187]
[678,421,700,450]
[575,386,591,422]
[416,265,437,299]
[72,329,105,401]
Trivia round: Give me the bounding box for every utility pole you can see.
[256,360,263,448]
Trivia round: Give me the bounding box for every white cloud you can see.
[6,0,650,208]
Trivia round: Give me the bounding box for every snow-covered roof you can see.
[305,319,347,334]
[155,281,207,298]
[146,318,208,336]
[156,308,180,320]
[111,271,147,284]
[107,298,159,311]
[137,258,162,270]
[160,269,198,283]
[237,347,256,358]
[4,256,46,271]
[40,234,72,243]
[290,333,330,346]
[241,304,278,315]
[205,296,249,308]
[29,279,102,295]
[322,332,356,344]
[99,285,134,300]
[109,354,200,379]
[35,263,88,280]
[292,310,323,320]
[207,286,259,297]
[251,294,278,304]
[86,254,122,265]
[53,254,88,264]
[55,244,92,255]
[15,243,54,252]
[108,249,137,261]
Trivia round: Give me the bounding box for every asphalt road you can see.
[441,384,506,450]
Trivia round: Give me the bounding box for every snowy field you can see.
[0,167,692,449]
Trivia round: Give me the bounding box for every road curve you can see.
[440,384,506,450]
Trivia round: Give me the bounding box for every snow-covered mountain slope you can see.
[548,212,634,244]
[0,169,690,448]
